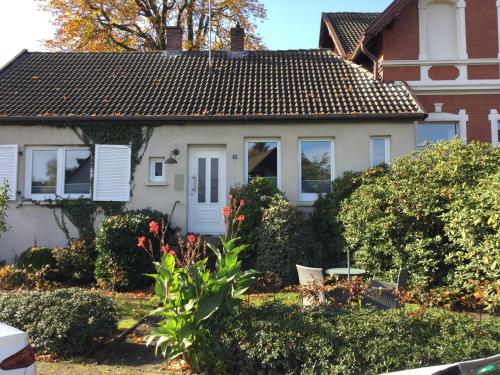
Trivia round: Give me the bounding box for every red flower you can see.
[237,214,245,224]
[222,206,231,218]
[169,250,176,257]
[137,236,146,248]
[187,234,196,244]
[149,221,159,235]
[160,244,170,253]
[239,199,245,207]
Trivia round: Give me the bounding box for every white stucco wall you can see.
[0,120,416,261]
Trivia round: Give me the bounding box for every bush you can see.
[52,239,96,285]
[0,184,7,235]
[211,303,500,374]
[340,140,500,292]
[95,209,172,291]
[311,171,361,268]
[443,171,500,311]
[0,288,118,357]
[230,178,282,269]
[15,246,56,270]
[256,196,311,285]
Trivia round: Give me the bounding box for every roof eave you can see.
[0,113,428,125]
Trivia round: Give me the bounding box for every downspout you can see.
[360,36,380,80]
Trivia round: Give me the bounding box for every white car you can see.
[0,323,36,375]
[384,354,500,375]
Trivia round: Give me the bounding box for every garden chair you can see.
[296,265,325,307]
[366,269,409,309]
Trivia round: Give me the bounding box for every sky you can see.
[0,0,393,67]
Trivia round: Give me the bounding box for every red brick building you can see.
[319,0,500,146]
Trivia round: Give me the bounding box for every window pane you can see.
[210,158,218,203]
[371,139,386,166]
[301,141,331,194]
[154,162,163,177]
[497,122,500,143]
[417,123,457,149]
[64,149,91,194]
[247,141,278,186]
[32,150,57,194]
[198,158,206,203]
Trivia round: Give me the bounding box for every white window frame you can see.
[149,157,166,183]
[370,137,391,167]
[489,109,500,146]
[298,138,335,202]
[244,139,281,189]
[25,146,91,200]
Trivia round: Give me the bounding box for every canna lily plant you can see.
[138,197,256,371]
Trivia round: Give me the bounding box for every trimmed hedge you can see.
[0,288,118,357]
[211,303,500,374]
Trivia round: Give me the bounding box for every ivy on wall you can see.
[27,122,155,242]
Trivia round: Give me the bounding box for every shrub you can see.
[311,171,362,268]
[95,209,172,290]
[0,265,27,290]
[15,246,56,271]
[230,178,282,269]
[256,196,312,285]
[340,140,500,291]
[211,303,500,374]
[0,288,118,357]
[52,239,96,284]
[0,184,7,235]
[443,171,500,311]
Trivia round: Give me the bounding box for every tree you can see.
[37,0,266,52]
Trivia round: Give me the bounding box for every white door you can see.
[188,148,226,234]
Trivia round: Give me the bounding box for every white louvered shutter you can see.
[93,145,131,202]
[0,145,18,200]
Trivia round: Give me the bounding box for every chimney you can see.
[230,23,245,52]
[166,26,183,51]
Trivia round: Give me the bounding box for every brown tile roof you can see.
[323,12,380,55]
[0,49,424,122]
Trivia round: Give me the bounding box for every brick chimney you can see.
[230,24,245,52]
[166,26,183,51]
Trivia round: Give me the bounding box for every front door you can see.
[188,148,226,234]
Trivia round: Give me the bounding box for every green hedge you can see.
[95,209,171,290]
[15,246,56,270]
[0,288,118,357]
[340,140,500,296]
[311,171,362,268]
[256,196,311,285]
[211,303,500,374]
[230,178,282,269]
[0,184,7,235]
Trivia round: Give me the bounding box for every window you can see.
[299,139,334,201]
[416,123,458,149]
[149,157,165,183]
[245,140,280,188]
[26,147,91,200]
[370,137,390,167]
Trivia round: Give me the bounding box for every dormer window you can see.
[419,0,468,61]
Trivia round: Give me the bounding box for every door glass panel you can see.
[301,141,331,195]
[198,158,206,203]
[31,150,58,194]
[64,149,91,194]
[416,123,457,149]
[247,141,278,186]
[371,139,386,166]
[210,158,219,203]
